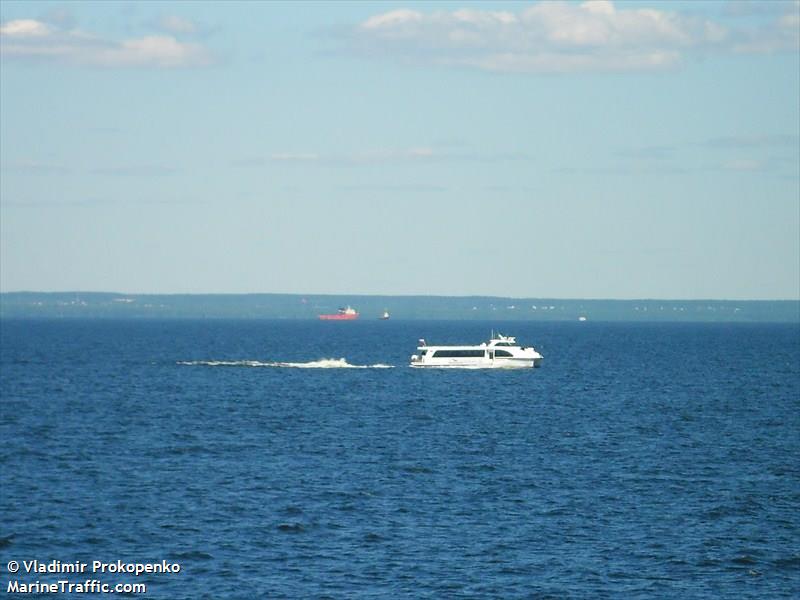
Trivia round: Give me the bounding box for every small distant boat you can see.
[578,316,587,322]
[319,306,359,321]
[410,333,543,369]
[380,310,390,320]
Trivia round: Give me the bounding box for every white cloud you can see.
[346,0,798,73]
[270,153,320,162]
[730,2,800,54]
[362,10,423,30]
[0,18,213,68]
[154,15,200,35]
[521,1,701,47]
[97,36,209,68]
[0,19,51,37]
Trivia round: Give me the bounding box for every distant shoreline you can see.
[2,292,798,322]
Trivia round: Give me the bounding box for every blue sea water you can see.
[1,319,798,599]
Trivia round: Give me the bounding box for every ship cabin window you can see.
[494,349,514,357]
[431,349,485,358]
[494,342,514,347]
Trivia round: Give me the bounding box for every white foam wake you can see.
[177,358,393,369]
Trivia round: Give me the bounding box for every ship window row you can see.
[431,349,486,358]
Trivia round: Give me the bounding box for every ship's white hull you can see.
[410,356,540,369]
[410,333,543,369]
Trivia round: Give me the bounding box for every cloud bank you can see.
[0,17,213,68]
[346,0,799,73]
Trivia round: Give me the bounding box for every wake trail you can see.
[177,358,394,369]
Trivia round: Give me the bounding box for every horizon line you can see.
[2,290,799,303]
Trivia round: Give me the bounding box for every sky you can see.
[1,0,798,299]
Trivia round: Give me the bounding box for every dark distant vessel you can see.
[319,306,359,321]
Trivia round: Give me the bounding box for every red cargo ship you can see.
[318,306,359,320]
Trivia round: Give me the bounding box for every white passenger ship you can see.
[410,333,543,369]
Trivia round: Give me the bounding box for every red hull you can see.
[318,314,359,320]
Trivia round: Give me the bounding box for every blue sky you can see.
[1,0,798,299]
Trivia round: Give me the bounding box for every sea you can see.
[1,318,798,599]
